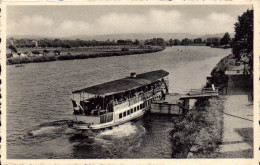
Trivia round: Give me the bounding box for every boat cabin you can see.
[71,70,169,118]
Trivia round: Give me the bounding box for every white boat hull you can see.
[69,105,150,131]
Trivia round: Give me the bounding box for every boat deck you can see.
[151,87,219,115]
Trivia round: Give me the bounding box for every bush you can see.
[7,46,165,64]
[53,50,61,55]
[7,55,57,64]
[121,47,129,51]
[32,55,57,62]
[8,57,30,64]
[170,98,224,158]
[43,49,50,53]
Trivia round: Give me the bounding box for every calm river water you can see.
[7,46,231,159]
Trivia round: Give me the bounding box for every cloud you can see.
[8,10,236,37]
[188,12,236,34]
[58,10,235,36]
[57,9,183,35]
[8,15,54,35]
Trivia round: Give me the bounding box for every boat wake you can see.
[97,122,139,139]
[30,126,61,137]
[27,120,146,158]
[28,120,76,139]
[91,122,146,157]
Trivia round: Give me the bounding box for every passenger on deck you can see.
[96,105,101,110]
[160,90,166,100]
[114,99,118,105]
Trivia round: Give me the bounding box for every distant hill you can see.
[64,33,200,41]
[7,35,55,40]
[9,32,234,41]
[200,33,235,40]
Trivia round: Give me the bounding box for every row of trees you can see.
[8,35,232,49]
[8,38,156,48]
[232,9,253,76]
[232,9,253,61]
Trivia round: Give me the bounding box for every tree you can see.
[169,39,173,46]
[8,45,18,53]
[134,39,140,45]
[121,47,129,51]
[220,32,231,45]
[232,9,253,60]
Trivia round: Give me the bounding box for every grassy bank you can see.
[7,55,57,64]
[7,47,164,65]
[170,98,224,158]
[206,53,235,94]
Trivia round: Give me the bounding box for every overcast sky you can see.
[7,5,251,37]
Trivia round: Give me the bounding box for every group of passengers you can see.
[74,78,169,116]
[112,78,169,105]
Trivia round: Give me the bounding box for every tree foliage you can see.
[232,9,253,60]
[8,45,18,53]
[220,32,231,45]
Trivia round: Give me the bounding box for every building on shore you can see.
[32,40,38,48]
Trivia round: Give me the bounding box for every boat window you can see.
[143,103,145,107]
[119,113,122,119]
[140,104,143,109]
[123,111,126,117]
[134,107,136,112]
[127,110,130,115]
[131,109,133,113]
[137,106,139,110]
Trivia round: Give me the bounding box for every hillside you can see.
[8,32,233,41]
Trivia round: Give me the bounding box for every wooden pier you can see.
[151,87,219,115]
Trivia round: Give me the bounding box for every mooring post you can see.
[178,102,181,114]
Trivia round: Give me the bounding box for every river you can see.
[7,46,231,159]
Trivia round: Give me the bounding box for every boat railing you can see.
[188,87,219,95]
[100,112,113,124]
[115,89,161,107]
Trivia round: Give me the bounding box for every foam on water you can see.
[30,126,61,137]
[98,122,138,139]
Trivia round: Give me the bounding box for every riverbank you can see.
[217,95,253,158]
[170,51,253,158]
[205,53,234,94]
[210,53,253,158]
[170,53,232,158]
[6,46,165,65]
[170,98,224,158]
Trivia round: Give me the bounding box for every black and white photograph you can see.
[1,2,259,164]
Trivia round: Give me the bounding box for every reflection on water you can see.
[7,46,231,158]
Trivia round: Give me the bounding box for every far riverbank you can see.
[7,46,165,65]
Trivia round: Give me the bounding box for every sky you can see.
[7,5,252,37]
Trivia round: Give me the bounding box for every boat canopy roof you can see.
[72,70,169,96]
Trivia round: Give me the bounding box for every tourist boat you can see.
[69,70,169,132]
